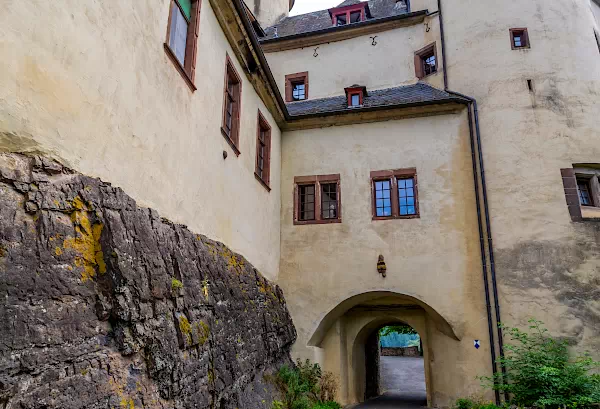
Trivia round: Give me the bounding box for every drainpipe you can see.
[436,0,507,403]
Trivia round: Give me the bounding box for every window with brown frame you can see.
[414,43,437,79]
[345,85,367,108]
[371,169,420,220]
[294,175,341,225]
[561,167,600,221]
[285,72,309,102]
[510,28,530,49]
[165,0,202,90]
[221,55,242,155]
[255,111,271,191]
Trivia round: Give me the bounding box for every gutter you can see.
[259,10,428,45]
[437,0,507,403]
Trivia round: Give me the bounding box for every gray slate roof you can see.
[286,83,463,117]
[262,0,409,41]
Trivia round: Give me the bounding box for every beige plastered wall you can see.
[441,0,600,353]
[0,0,282,280]
[279,113,494,407]
[245,0,290,27]
[264,13,444,100]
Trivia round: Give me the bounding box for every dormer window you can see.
[329,3,370,27]
[345,85,367,108]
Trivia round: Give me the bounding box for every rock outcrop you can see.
[0,153,296,409]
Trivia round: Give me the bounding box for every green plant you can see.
[318,371,338,403]
[481,319,600,408]
[310,402,341,409]
[269,360,342,409]
[453,397,501,409]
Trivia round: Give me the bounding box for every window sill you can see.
[254,173,271,192]
[417,71,438,81]
[580,206,600,220]
[294,218,342,226]
[164,43,197,92]
[373,214,420,221]
[220,128,241,156]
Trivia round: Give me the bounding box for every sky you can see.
[290,0,366,16]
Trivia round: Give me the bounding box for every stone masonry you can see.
[0,153,296,409]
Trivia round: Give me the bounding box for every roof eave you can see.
[283,98,468,131]
[261,10,428,51]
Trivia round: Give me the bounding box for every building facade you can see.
[1,0,599,407]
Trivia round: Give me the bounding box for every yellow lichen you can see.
[196,321,210,346]
[120,398,134,409]
[54,247,63,256]
[202,279,209,299]
[178,316,192,345]
[63,197,105,281]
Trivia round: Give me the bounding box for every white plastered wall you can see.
[0,0,282,280]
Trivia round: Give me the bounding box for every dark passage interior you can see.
[361,323,427,408]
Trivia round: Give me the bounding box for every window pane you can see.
[336,14,347,26]
[375,179,392,217]
[321,183,338,219]
[350,11,361,23]
[177,0,193,20]
[577,181,593,206]
[398,177,416,216]
[292,82,306,101]
[351,94,360,106]
[423,53,436,76]
[169,3,188,66]
[299,184,316,220]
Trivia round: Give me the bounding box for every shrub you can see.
[269,360,342,409]
[310,402,341,409]
[481,319,600,408]
[318,371,339,403]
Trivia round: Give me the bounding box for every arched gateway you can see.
[302,291,480,407]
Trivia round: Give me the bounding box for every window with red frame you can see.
[255,111,271,190]
[331,4,366,26]
[221,55,242,155]
[165,0,202,89]
[294,175,342,225]
[371,169,420,220]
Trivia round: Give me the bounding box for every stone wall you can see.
[0,153,296,409]
[381,347,420,357]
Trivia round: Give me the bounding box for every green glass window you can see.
[177,0,192,20]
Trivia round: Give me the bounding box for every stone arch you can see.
[307,290,460,348]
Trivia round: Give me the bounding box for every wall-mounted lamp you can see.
[377,255,387,277]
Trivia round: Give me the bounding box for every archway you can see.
[305,291,459,407]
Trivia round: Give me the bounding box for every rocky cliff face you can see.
[0,153,296,409]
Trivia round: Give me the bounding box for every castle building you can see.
[1,0,599,407]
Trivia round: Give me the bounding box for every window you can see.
[165,0,202,90]
[510,28,530,49]
[345,85,366,108]
[285,72,309,102]
[371,169,420,220]
[577,178,593,206]
[414,43,437,79]
[561,167,600,221]
[221,55,242,155]
[329,4,368,26]
[294,175,342,225]
[255,111,271,190]
[293,82,306,101]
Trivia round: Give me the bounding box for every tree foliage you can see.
[379,324,418,337]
